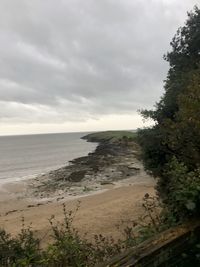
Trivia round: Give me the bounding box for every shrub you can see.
[162,157,200,219]
[0,218,42,267]
[0,197,169,267]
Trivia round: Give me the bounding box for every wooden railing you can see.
[99,221,200,267]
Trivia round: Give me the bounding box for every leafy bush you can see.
[162,157,200,219]
[0,204,124,267]
[0,198,167,267]
[43,203,122,266]
[0,218,42,267]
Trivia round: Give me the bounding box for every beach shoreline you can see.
[0,134,155,243]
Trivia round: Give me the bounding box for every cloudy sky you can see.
[0,0,198,135]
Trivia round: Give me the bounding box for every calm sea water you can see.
[0,132,97,184]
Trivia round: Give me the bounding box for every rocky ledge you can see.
[29,132,142,199]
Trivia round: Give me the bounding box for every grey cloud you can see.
[0,0,198,123]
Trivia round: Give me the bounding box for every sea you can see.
[0,132,97,184]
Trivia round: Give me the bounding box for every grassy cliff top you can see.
[82,130,137,143]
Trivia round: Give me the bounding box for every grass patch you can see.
[82,130,137,143]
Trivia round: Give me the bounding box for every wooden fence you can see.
[99,221,200,267]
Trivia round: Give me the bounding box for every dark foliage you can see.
[138,6,200,219]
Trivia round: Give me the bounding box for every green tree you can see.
[148,6,200,123]
[138,6,200,219]
[164,69,200,168]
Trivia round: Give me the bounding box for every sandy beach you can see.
[0,170,155,245]
[0,137,156,244]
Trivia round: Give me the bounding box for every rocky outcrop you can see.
[30,137,142,198]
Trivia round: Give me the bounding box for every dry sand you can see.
[0,171,155,244]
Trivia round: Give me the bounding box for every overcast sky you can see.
[0,0,198,135]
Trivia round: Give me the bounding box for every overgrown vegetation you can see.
[0,197,165,267]
[117,193,176,247]
[138,6,200,221]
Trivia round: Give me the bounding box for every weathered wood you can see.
[98,220,200,267]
